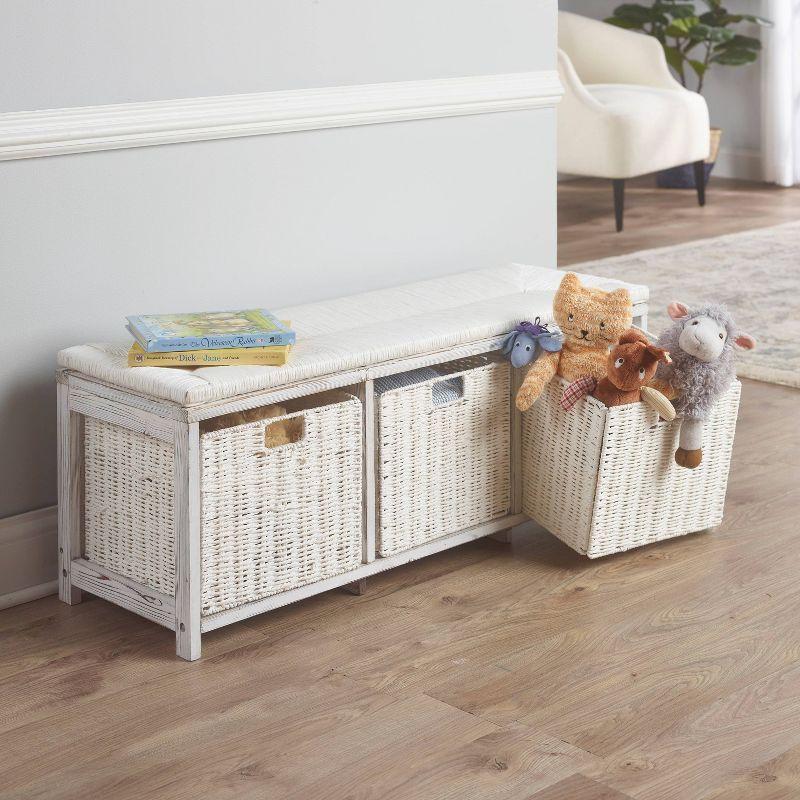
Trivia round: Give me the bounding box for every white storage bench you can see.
[57,264,648,660]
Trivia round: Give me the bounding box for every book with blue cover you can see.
[126,309,295,352]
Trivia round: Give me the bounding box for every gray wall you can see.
[558,0,764,162]
[0,1,558,521]
[1,0,555,111]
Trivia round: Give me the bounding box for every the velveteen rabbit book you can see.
[127,309,295,353]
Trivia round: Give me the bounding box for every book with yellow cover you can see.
[128,341,291,367]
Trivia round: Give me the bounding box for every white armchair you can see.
[558,11,711,231]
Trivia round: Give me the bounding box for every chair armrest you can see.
[558,11,683,90]
[557,50,606,115]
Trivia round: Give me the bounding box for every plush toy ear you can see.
[609,287,632,305]
[558,272,581,292]
[645,344,671,364]
[734,333,756,350]
[501,331,517,356]
[619,328,648,345]
[667,301,690,320]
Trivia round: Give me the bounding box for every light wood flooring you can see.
[1,179,799,800]
[559,175,800,266]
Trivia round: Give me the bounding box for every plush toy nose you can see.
[580,330,588,338]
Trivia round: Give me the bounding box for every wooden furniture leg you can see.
[693,160,707,206]
[343,579,367,596]
[175,422,202,661]
[57,382,83,604]
[613,179,625,232]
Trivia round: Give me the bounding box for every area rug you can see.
[567,221,800,388]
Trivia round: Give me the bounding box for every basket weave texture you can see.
[84,392,363,615]
[376,357,511,557]
[200,392,362,614]
[522,377,741,558]
[85,418,176,594]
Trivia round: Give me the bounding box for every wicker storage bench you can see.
[521,377,741,558]
[56,263,649,660]
[376,356,511,557]
[84,391,363,616]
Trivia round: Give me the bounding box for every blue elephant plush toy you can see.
[502,318,563,368]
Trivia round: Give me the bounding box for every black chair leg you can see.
[612,179,625,232]
[693,160,706,206]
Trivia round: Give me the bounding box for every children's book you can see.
[128,341,291,367]
[126,309,295,352]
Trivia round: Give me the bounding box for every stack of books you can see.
[126,309,295,367]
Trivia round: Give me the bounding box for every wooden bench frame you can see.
[58,304,648,660]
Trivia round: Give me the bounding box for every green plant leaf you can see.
[605,16,642,29]
[716,33,761,50]
[661,3,697,18]
[711,48,758,65]
[724,13,773,27]
[740,14,772,27]
[706,26,736,42]
[686,22,713,40]
[611,4,660,24]
[688,58,708,77]
[665,15,700,34]
[663,44,686,72]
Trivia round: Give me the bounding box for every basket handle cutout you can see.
[431,375,464,408]
[264,415,305,448]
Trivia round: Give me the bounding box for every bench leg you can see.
[343,578,367,596]
[57,382,83,605]
[175,422,202,661]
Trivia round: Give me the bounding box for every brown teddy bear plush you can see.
[515,272,632,411]
[593,329,672,412]
[200,403,293,446]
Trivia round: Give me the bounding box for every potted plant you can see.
[605,0,770,188]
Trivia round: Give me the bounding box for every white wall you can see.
[0,0,558,580]
[558,0,765,179]
[1,0,554,111]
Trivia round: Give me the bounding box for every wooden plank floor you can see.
[559,175,800,266]
[2,181,799,800]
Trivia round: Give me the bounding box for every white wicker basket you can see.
[376,356,511,557]
[85,390,363,615]
[522,377,741,558]
[85,417,176,595]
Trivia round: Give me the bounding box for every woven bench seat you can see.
[58,263,647,406]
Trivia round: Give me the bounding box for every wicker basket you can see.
[376,356,510,557]
[85,390,363,615]
[522,377,741,558]
[85,417,176,595]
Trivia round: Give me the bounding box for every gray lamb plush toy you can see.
[654,301,755,469]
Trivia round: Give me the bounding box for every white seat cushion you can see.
[58,264,647,406]
[559,83,710,179]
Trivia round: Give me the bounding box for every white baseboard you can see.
[0,506,58,610]
[713,146,763,182]
[0,70,563,162]
[0,580,59,611]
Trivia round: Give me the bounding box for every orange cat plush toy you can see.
[515,273,632,412]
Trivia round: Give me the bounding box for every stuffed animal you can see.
[501,318,563,368]
[200,403,293,446]
[593,329,675,420]
[515,273,632,411]
[651,301,756,469]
